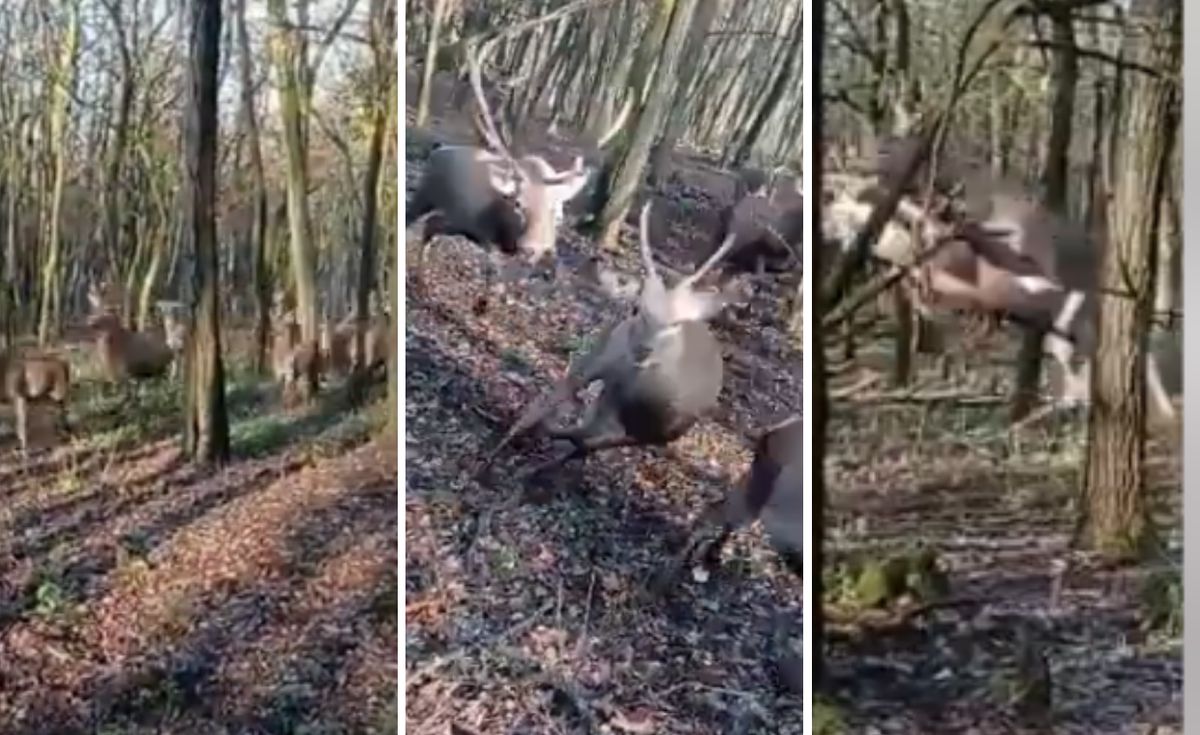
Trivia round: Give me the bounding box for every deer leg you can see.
[1043,290,1087,406]
[13,396,27,454]
[521,431,641,480]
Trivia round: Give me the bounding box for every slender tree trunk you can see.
[1078,0,1179,559]
[730,7,802,167]
[37,1,79,345]
[811,0,827,686]
[594,0,702,252]
[352,0,395,403]
[416,0,451,128]
[268,0,320,397]
[648,0,718,183]
[183,0,230,464]
[235,0,272,374]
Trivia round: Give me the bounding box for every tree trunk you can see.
[235,0,273,374]
[811,0,828,686]
[594,0,702,252]
[268,0,320,398]
[416,0,451,128]
[351,0,395,403]
[1078,0,1179,560]
[730,7,803,168]
[183,0,231,465]
[1011,3,1078,422]
[648,0,718,183]
[37,1,79,345]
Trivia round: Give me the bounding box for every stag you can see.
[827,152,1176,421]
[407,43,625,313]
[477,201,741,481]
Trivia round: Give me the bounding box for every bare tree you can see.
[267,0,320,398]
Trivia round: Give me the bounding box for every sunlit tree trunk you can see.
[1078,0,1179,560]
[37,0,80,345]
[268,0,320,398]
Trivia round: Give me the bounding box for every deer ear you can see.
[550,168,591,204]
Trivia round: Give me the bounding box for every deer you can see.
[654,414,802,590]
[155,300,190,379]
[698,168,804,286]
[271,309,323,402]
[0,350,71,453]
[324,312,389,379]
[828,156,1177,422]
[407,42,626,314]
[476,200,742,482]
[87,283,175,388]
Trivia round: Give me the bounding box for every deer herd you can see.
[0,278,389,454]
[404,44,1181,589]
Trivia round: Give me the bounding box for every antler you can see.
[466,40,528,185]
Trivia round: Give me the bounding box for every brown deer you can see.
[272,309,322,401]
[324,312,389,379]
[156,300,190,379]
[0,351,71,453]
[655,415,802,589]
[477,201,740,481]
[87,283,175,384]
[698,169,804,284]
[829,161,1176,422]
[407,43,626,313]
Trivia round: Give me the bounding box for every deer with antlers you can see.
[825,141,1176,422]
[407,42,628,313]
[476,201,742,482]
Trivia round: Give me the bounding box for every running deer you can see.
[407,43,626,312]
[654,415,802,589]
[476,201,741,480]
[0,351,71,453]
[828,162,1177,421]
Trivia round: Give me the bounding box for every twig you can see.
[842,388,1007,406]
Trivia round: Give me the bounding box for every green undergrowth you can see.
[62,356,385,460]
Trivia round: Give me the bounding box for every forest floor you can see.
[403,121,1181,735]
[0,334,398,735]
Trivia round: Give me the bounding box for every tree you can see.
[812,0,828,687]
[592,0,702,252]
[352,0,397,403]
[182,0,230,464]
[235,0,274,375]
[1077,0,1179,559]
[267,0,321,399]
[37,0,80,345]
[416,0,453,127]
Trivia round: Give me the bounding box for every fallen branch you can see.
[841,388,1007,406]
